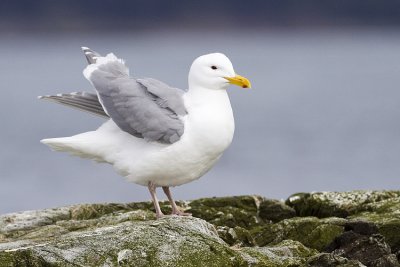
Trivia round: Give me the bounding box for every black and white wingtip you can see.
[81,46,101,65]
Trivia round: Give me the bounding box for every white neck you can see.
[183,84,235,151]
[186,84,229,107]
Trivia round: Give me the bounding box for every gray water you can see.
[1,29,399,214]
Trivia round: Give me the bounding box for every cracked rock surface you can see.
[0,191,399,266]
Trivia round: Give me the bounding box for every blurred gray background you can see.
[1,1,399,214]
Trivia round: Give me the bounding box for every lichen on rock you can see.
[286,190,400,218]
[241,239,318,266]
[0,191,399,266]
[251,216,345,250]
[284,190,400,258]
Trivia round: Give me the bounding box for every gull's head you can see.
[188,53,251,90]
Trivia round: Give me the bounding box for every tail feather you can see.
[81,47,102,64]
[41,137,106,163]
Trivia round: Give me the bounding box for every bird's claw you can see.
[155,212,165,219]
[155,210,191,219]
[172,210,192,216]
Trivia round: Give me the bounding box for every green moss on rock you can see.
[307,253,366,267]
[286,190,400,218]
[0,217,248,266]
[1,192,399,266]
[350,197,400,252]
[217,226,255,246]
[0,250,54,267]
[258,199,296,223]
[188,195,295,229]
[251,217,345,250]
[188,195,263,229]
[241,240,318,267]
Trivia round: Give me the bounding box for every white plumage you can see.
[41,48,251,218]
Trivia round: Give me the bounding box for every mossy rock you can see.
[240,240,318,267]
[188,195,295,229]
[0,217,250,266]
[217,226,255,246]
[251,217,345,251]
[323,218,400,267]
[307,253,366,267]
[1,192,399,266]
[350,197,400,253]
[0,216,323,267]
[285,191,400,255]
[286,191,400,218]
[188,195,263,229]
[0,199,317,267]
[258,199,296,223]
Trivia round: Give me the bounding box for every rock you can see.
[258,199,296,223]
[350,197,400,253]
[0,216,248,266]
[251,217,345,250]
[307,253,366,267]
[0,202,314,267]
[241,240,318,266]
[343,219,379,235]
[325,220,400,267]
[117,249,134,265]
[217,226,255,246]
[188,195,296,229]
[187,195,263,228]
[285,190,400,256]
[286,190,400,218]
[0,192,399,266]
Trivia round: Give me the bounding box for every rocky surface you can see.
[0,190,399,266]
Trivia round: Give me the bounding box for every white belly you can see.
[123,89,235,186]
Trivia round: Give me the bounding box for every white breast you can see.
[183,87,235,156]
[122,87,235,187]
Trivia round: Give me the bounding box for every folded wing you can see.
[83,48,187,144]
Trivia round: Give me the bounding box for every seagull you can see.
[40,47,251,219]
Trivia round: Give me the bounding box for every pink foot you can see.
[172,209,192,216]
[155,212,165,219]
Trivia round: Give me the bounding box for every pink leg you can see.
[148,182,164,219]
[162,186,191,216]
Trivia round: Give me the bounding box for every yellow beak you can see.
[224,74,251,89]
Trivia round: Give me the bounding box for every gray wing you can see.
[86,52,187,144]
[39,92,108,118]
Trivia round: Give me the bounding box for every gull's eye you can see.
[211,66,217,70]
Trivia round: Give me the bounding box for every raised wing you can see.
[39,92,108,118]
[83,49,187,144]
